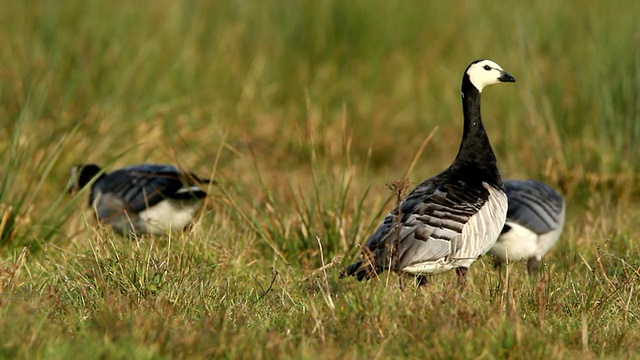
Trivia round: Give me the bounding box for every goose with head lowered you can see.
[67,163,213,236]
[488,179,565,274]
[340,59,516,286]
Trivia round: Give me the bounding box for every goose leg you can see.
[455,267,468,288]
[416,275,429,287]
[492,255,503,270]
[401,273,429,288]
[526,257,541,275]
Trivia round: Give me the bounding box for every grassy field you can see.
[1,0,640,358]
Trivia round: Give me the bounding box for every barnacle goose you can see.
[488,179,566,274]
[67,163,212,236]
[340,59,516,285]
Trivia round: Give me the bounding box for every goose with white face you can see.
[467,59,516,92]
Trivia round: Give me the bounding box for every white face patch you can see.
[467,60,506,92]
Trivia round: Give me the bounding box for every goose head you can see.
[465,59,516,92]
[66,163,103,194]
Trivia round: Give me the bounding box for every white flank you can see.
[489,222,539,262]
[402,183,507,274]
[535,205,566,257]
[138,198,204,235]
[490,201,565,263]
[401,257,458,275]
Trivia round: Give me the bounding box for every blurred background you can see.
[1,0,639,258]
[1,1,640,357]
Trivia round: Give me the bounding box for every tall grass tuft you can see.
[0,90,78,251]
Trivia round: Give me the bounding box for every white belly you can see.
[137,198,203,235]
[489,221,538,262]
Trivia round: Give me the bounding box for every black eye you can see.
[483,65,491,71]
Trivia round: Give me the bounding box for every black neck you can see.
[450,80,503,188]
[78,164,103,189]
[78,164,105,206]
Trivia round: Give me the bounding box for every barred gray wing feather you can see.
[504,180,564,235]
[343,177,490,280]
[121,164,180,173]
[122,164,213,185]
[95,168,206,214]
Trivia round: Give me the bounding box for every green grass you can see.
[1,0,640,358]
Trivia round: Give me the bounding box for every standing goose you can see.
[340,59,515,285]
[67,163,212,236]
[488,179,566,274]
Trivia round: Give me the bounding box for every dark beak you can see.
[498,71,516,83]
[66,179,79,195]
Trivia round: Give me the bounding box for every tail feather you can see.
[186,172,218,186]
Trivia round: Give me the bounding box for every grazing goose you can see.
[488,179,566,274]
[67,163,212,236]
[340,59,515,285]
